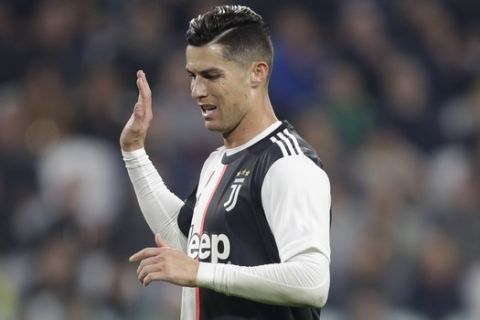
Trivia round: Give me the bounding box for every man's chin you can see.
[204,121,221,132]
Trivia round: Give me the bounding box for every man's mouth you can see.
[200,104,217,116]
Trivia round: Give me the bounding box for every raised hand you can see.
[120,70,153,151]
[129,234,199,287]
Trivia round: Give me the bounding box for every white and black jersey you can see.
[123,121,331,320]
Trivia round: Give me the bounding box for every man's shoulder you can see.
[254,121,323,169]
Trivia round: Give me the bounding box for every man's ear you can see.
[251,61,269,88]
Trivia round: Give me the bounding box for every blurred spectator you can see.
[35,136,124,233]
[0,84,34,252]
[269,4,328,119]
[392,0,468,96]
[378,53,442,152]
[73,65,128,142]
[344,286,428,320]
[439,79,480,146]
[407,229,462,319]
[337,0,394,91]
[322,62,375,149]
[446,262,480,320]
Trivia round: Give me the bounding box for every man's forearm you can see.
[196,252,330,308]
[123,148,186,250]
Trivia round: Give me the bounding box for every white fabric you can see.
[122,148,186,250]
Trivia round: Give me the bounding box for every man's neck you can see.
[223,97,277,148]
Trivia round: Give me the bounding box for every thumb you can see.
[155,234,170,248]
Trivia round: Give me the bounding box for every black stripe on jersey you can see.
[270,129,304,157]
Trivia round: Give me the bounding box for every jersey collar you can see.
[221,121,291,164]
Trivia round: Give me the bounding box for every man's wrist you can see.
[196,262,216,289]
[122,148,148,164]
[121,143,144,152]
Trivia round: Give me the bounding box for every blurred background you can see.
[1,0,480,319]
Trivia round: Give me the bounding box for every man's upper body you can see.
[120,5,331,320]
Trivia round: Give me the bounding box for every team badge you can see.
[224,169,249,212]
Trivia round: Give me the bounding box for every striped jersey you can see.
[177,120,330,319]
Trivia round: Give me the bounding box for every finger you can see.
[155,234,170,248]
[137,254,162,274]
[143,271,164,287]
[140,70,152,93]
[129,247,160,262]
[137,70,152,105]
[134,70,152,122]
[138,263,162,284]
[132,75,146,121]
[135,71,143,100]
[137,264,159,283]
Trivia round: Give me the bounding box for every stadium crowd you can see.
[0,0,480,319]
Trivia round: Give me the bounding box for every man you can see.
[121,5,331,319]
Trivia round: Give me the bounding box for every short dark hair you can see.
[186,5,273,75]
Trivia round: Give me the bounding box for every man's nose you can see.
[191,78,208,99]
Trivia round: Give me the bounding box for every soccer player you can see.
[121,5,331,319]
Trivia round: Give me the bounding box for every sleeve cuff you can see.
[122,148,151,169]
[196,262,216,289]
[121,147,147,160]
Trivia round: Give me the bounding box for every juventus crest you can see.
[224,169,250,212]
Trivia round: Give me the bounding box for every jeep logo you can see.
[188,226,231,263]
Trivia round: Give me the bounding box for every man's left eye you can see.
[204,74,219,80]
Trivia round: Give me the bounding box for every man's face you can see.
[186,43,251,135]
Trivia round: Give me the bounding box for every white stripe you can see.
[234,178,245,183]
[277,132,297,155]
[270,137,289,157]
[283,129,303,155]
